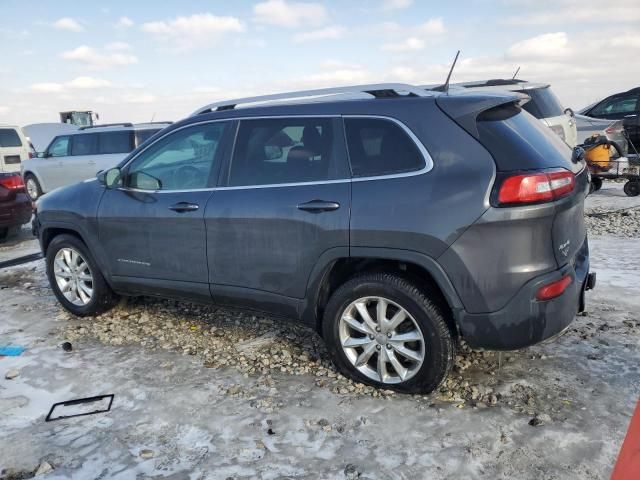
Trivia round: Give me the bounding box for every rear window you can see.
[135,129,161,146]
[477,104,573,171]
[0,128,22,148]
[98,131,133,154]
[519,87,564,118]
[344,118,424,177]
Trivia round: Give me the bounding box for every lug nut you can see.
[387,332,392,338]
[376,345,381,351]
[386,344,392,349]
[369,334,374,340]
[375,327,381,332]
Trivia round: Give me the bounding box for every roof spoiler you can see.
[435,92,527,139]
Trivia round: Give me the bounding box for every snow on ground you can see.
[0,182,639,479]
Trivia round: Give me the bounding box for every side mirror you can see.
[36,152,46,158]
[564,107,575,117]
[98,167,122,188]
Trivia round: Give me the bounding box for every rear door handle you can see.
[169,202,199,213]
[297,200,340,212]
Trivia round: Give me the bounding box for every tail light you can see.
[536,274,572,301]
[28,152,34,159]
[495,169,575,206]
[0,175,26,190]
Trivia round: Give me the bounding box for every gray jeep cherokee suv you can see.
[33,84,594,393]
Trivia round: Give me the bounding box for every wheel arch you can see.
[22,170,46,194]
[303,247,464,338]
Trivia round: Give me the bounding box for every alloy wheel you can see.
[53,247,94,306]
[26,178,39,200]
[338,296,425,384]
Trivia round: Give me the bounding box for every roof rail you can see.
[136,121,173,125]
[79,122,133,130]
[191,83,431,116]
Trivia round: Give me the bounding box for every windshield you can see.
[519,87,565,119]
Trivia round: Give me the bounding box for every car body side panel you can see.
[349,102,496,258]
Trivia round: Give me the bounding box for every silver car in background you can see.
[574,114,628,155]
[21,122,171,200]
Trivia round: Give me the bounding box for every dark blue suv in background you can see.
[33,84,594,393]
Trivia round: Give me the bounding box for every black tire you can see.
[46,234,119,316]
[24,173,42,201]
[591,177,603,192]
[0,227,7,242]
[322,272,454,394]
[0,225,20,242]
[623,180,640,197]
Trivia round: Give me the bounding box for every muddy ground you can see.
[0,182,638,479]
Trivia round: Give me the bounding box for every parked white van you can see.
[0,125,32,173]
[21,122,170,200]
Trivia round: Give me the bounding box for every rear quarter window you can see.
[344,118,425,177]
[477,104,573,171]
[135,129,161,146]
[98,131,134,154]
[519,87,564,119]
[0,128,22,147]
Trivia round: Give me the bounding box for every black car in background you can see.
[0,173,32,241]
[580,87,640,153]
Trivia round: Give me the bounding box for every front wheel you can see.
[322,273,454,394]
[24,174,42,201]
[46,234,119,316]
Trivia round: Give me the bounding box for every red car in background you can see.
[0,173,32,242]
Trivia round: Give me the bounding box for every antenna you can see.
[443,50,460,93]
[150,112,156,123]
[512,66,521,79]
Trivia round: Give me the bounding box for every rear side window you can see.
[229,118,342,186]
[98,131,133,154]
[135,129,161,146]
[519,87,564,118]
[590,94,638,116]
[477,105,573,171]
[344,118,424,177]
[70,133,98,156]
[0,128,22,147]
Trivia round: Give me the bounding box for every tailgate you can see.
[551,166,589,266]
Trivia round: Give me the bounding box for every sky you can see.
[1,0,639,126]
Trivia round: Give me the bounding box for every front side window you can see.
[344,118,425,177]
[591,95,639,116]
[0,128,22,147]
[99,131,133,154]
[48,136,70,157]
[126,123,227,191]
[70,133,98,156]
[229,118,339,187]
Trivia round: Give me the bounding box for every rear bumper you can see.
[0,194,32,228]
[458,236,591,350]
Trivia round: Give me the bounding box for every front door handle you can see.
[169,202,199,213]
[297,200,340,213]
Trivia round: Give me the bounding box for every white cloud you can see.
[121,93,156,104]
[105,42,131,51]
[141,13,245,51]
[381,0,413,10]
[0,106,9,115]
[29,83,65,93]
[29,76,111,93]
[115,16,134,28]
[253,0,328,28]
[380,18,446,52]
[60,45,138,70]
[506,32,571,59]
[293,26,345,43]
[504,0,640,25]
[52,17,84,32]
[66,76,112,89]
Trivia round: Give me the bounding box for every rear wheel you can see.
[46,234,119,316]
[24,174,42,201]
[623,180,640,197]
[322,272,454,394]
[591,177,602,192]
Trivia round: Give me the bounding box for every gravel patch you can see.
[585,206,640,237]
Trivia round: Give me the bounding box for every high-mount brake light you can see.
[497,170,575,206]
